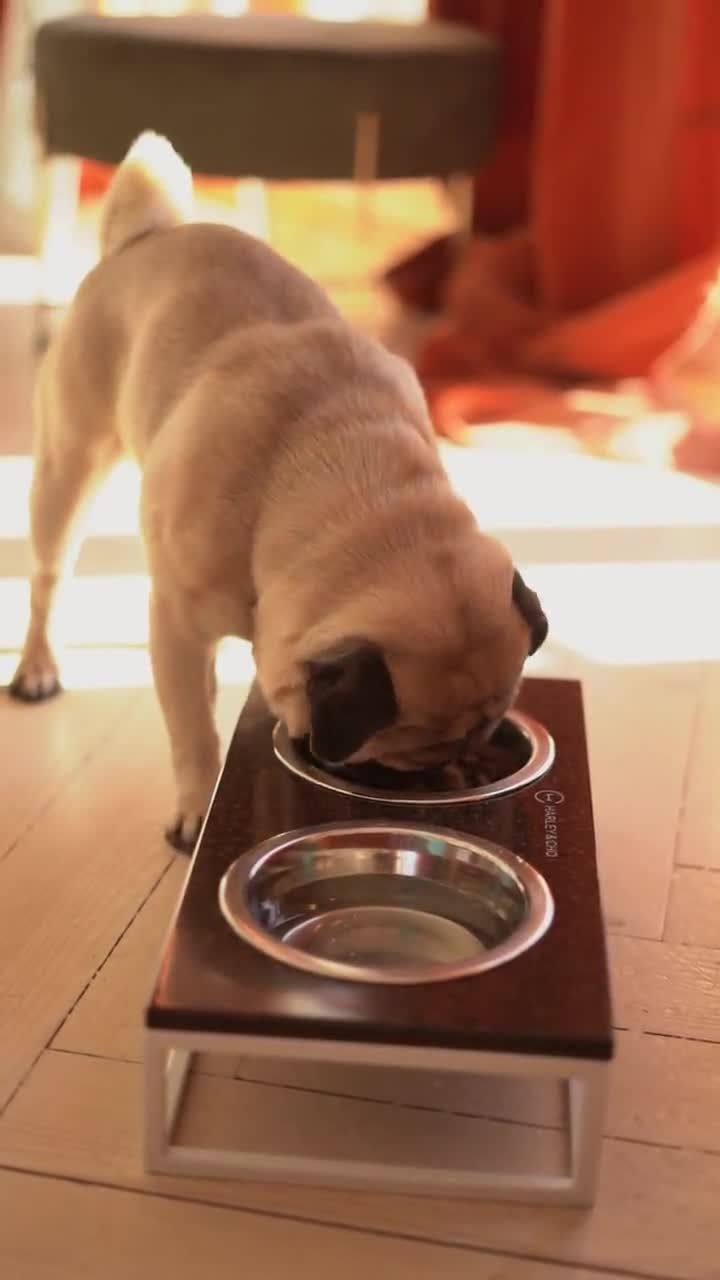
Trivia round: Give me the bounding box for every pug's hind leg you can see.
[149,591,221,854]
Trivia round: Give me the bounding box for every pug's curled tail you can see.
[99,131,193,258]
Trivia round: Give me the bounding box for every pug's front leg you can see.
[149,591,220,854]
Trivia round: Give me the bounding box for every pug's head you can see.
[259,534,547,773]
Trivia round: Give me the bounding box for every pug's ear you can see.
[512,570,548,655]
[306,642,397,765]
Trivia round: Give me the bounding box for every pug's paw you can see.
[165,813,204,855]
[9,645,62,702]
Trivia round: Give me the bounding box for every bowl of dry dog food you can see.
[272,711,555,806]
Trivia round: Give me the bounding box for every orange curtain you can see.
[386,0,720,430]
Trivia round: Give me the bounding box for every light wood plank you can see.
[512,655,701,941]
[53,861,187,1064]
[1,1051,719,1280]
[234,1029,720,1157]
[0,690,176,1108]
[0,1169,595,1280]
[609,936,720,1042]
[0,688,136,863]
[664,868,720,946]
[583,665,699,940]
[40,1020,720,1161]
[174,1067,568,1179]
[512,559,708,943]
[676,665,720,870]
[53,678,247,1081]
[607,1031,720,1151]
[54,861,239,1079]
[232,1056,566,1130]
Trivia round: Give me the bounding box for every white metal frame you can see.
[144,1027,608,1206]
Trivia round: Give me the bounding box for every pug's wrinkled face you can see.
[304,570,547,772]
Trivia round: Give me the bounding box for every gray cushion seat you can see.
[34,14,499,181]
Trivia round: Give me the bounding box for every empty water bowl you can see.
[272,711,555,806]
[219,822,554,985]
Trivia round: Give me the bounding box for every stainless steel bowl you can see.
[272,711,555,806]
[219,822,554,985]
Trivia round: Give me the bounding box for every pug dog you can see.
[10,133,547,851]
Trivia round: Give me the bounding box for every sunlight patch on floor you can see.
[3,448,717,544]
[0,636,254,691]
[1,430,718,686]
[525,560,719,666]
[0,458,141,539]
[439,442,720,533]
[0,575,151,649]
[0,556,716,684]
[0,256,42,305]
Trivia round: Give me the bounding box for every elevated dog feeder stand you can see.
[144,678,613,1206]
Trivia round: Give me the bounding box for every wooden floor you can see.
[0,182,719,1279]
